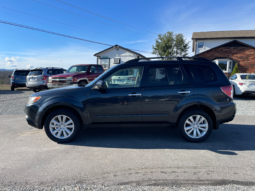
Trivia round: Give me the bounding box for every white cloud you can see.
[26,65,33,69]
[5,57,19,67]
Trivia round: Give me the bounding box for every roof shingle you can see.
[192,30,255,39]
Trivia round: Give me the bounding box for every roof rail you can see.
[46,67,63,69]
[126,56,210,63]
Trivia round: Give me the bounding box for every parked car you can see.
[229,73,255,96]
[47,64,104,89]
[26,67,66,92]
[9,69,30,91]
[24,57,236,143]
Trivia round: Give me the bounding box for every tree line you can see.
[0,70,13,84]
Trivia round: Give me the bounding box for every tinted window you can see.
[67,66,88,73]
[104,66,144,89]
[89,66,98,74]
[14,70,30,76]
[28,70,43,76]
[147,65,188,87]
[183,65,217,84]
[47,69,65,75]
[241,74,255,80]
[97,66,104,73]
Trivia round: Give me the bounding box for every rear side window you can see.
[97,66,104,73]
[47,69,65,75]
[147,65,188,87]
[14,70,30,76]
[28,70,43,76]
[183,65,217,84]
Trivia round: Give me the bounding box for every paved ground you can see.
[0,115,255,189]
[1,89,255,190]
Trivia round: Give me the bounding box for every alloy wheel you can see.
[184,115,208,139]
[49,115,75,139]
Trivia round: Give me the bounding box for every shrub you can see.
[231,63,239,76]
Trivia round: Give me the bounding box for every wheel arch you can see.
[177,104,217,129]
[40,105,84,129]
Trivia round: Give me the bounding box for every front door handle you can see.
[178,91,190,94]
[128,93,142,97]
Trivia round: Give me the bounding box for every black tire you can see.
[44,109,81,143]
[178,109,213,143]
[233,85,237,97]
[11,86,15,91]
[78,80,88,86]
[33,88,41,92]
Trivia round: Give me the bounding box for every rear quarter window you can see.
[14,70,30,76]
[183,64,217,84]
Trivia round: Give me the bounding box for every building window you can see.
[100,58,110,70]
[198,42,204,49]
[213,59,233,73]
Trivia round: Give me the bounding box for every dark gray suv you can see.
[24,57,236,143]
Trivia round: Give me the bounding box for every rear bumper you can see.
[11,82,26,87]
[242,91,255,96]
[47,82,77,89]
[26,82,46,88]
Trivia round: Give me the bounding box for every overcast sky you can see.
[1,0,255,69]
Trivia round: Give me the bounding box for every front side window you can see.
[97,66,104,73]
[198,42,204,49]
[104,66,144,89]
[241,74,255,80]
[183,65,217,84]
[89,66,98,74]
[147,65,188,87]
[67,66,88,73]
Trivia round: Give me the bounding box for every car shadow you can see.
[234,95,255,100]
[0,90,25,94]
[65,123,255,155]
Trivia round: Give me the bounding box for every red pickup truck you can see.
[47,64,104,89]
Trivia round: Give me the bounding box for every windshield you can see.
[28,70,43,76]
[67,66,88,73]
[87,65,117,86]
[241,74,255,80]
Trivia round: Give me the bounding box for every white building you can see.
[94,45,146,70]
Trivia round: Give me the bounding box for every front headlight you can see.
[27,96,41,105]
[66,77,73,82]
[48,77,52,83]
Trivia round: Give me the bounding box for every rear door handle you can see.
[178,91,190,94]
[128,93,142,97]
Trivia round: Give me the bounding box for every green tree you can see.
[231,63,239,76]
[152,32,190,57]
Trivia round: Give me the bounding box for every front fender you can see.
[36,96,86,128]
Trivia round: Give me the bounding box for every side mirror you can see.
[94,80,107,90]
[8,76,11,78]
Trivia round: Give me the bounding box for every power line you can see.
[0,20,152,54]
[32,0,156,38]
[0,5,129,41]
[56,0,158,35]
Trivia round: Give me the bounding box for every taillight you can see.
[11,76,14,79]
[128,77,136,81]
[41,76,47,81]
[238,82,247,86]
[221,85,233,98]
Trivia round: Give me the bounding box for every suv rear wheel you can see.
[44,109,81,143]
[178,109,213,142]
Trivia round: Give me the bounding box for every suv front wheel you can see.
[178,109,213,142]
[44,109,81,143]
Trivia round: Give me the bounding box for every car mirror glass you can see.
[93,80,107,90]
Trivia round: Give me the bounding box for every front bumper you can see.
[24,103,41,129]
[47,82,77,89]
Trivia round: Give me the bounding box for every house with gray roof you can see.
[192,30,255,77]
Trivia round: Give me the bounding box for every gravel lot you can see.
[0,89,254,116]
[1,88,255,191]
